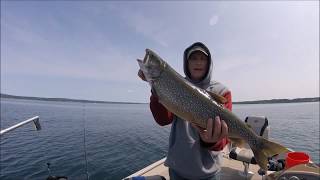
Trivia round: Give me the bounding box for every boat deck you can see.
[124,148,266,180]
[124,147,319,180]
[126,156,264,179]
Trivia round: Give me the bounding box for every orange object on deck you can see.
[286,152,310,169]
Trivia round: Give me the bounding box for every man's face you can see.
[187,51,208,81]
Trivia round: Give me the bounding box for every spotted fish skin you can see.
[137,49,288,170]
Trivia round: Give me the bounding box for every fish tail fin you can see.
[251,137,289,170]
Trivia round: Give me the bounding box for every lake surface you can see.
[0,98,319,179]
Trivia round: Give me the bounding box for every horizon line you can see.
[1,93,319,105]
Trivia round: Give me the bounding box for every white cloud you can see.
[127,13,168,47]
[215,55,264,72]
[2,47,140,83]
[209,15,219,26]
[119,8,178,47]
[1,8,144,83]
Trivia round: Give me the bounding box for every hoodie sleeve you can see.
[223,91,232,111]
[202,91,232,151]
[149,92,174,126]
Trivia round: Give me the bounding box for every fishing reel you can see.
[268,158,286,171]
[46,163,68,180]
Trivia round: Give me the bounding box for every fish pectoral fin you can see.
[252,147,269,171]
[229,137,246,148]
[251,137,289,170]
[260,137,289,156]
[206,91,228,104]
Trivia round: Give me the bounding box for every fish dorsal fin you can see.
[206,90,227,104]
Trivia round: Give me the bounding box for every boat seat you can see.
[229,116,269,177]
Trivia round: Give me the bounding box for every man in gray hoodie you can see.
[138,42,232,180]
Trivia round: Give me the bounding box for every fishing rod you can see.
[83,103,89,180]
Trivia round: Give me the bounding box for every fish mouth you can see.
[137,49,163,82]
[144,49,155,65]
[137,59,143,64]
[137,49,153,65]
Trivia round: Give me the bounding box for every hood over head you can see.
[183,42,213,88]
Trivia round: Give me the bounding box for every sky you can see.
[1,1,319,103]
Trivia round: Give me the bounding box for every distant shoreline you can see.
[1,93,319,105]
[0,93,146,104]
[233,97,319,104]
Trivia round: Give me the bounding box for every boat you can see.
[123,148,320,180]
[123,116,320,180]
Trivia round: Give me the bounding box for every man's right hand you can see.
[138,69,147,81]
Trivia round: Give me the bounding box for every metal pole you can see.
[0,116,41,136]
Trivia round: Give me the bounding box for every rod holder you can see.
[0,116,41,136]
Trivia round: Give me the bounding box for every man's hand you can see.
[192,116,228,144]
[138,69,147,81]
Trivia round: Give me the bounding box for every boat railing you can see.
[0,116,41,136]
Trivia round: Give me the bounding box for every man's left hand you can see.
[192,116,228,144]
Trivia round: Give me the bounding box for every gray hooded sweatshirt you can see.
[164,42,230,179]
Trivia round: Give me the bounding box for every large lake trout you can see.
[137,49,288,170]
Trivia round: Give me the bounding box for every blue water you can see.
[0,98,319,179]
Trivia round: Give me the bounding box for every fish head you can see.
[137,49,166,82]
